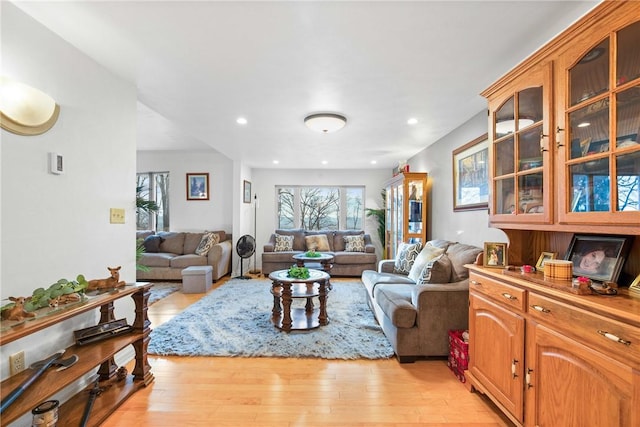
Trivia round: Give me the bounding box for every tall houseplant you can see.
[365,190,386,248]
[136,185,159,271]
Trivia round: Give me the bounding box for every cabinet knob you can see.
[597,330,631,346]
[502,293,517,301]
[530,304,551,313]
[470,280,481,286]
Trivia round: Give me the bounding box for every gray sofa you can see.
[262,229,377,276]
[136,230,232,282]
[361,239,482,363]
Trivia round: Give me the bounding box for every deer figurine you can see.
[87,266,126,291]
[1,296,37,321]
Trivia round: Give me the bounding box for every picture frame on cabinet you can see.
[483,242,507,268]
[452,133,489,211]
[564,234,632,283]
[186,173,209,201]
[536,252,557,270]
[629,274,640,294]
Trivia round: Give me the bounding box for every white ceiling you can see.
[12,1,599,169]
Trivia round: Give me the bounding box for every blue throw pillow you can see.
[143,235,164,253]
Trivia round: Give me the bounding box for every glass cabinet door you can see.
[384,173,428,258]
[489,63,553,224]
[406,177,424,245]
[558,20,640,223]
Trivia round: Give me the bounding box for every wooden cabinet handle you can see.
[502,293,517,300]
[597,330,631,346]
[530,304,551,313]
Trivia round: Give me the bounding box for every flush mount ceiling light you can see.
[304,113,347,133]
[0,76,60,136]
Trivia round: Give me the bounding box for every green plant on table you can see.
[287,265,310,279]
[304,250,321,258]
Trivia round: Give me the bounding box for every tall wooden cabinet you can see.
[383,172,428,258]
[467,266,640,427]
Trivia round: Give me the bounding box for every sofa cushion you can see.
[137,230,154,240]
[143,235,164,253]
[407,245,445,282]
[275,229,306,251]
[195,232,220,256]
[416,254,453,284]
[139,253,174,267]
[333,230,364,252]
[274,234,294,251]
[343,235,366,252]
[183,232,205,254]
[446,243,483,282]
[170,254,208,269]
[332,251,375,265]
[374,285,417,328]
[394,242,422,274]
[157,232,186,255]
[427,239,455,251]
[305,234,331,252]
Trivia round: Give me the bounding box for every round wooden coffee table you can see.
[268,269,331,332]
[292,252,334,272]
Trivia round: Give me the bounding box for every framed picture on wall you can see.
[452,133,489,211]
[243,180,252,203]
[186,173,209,200]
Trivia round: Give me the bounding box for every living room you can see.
[3,1,640,426]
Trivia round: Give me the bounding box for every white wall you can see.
[251,168,391,269]
[1,3,138,423]
[136,150,233,232]
[408,111,506,248]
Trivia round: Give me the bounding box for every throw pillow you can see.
[393,242,423,275]
[274,234,294,252]
[305,234,331,252]
[142,235,164,253]
[415,254,453,285]
[344,235,365,252]
[408,245,446,282]
[195,232,220,256]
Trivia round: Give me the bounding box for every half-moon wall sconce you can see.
[0,76,60,136]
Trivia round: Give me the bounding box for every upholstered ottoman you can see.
[181,265,213,293]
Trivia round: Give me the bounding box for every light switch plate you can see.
[110,208,125,224]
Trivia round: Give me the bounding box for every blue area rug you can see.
[148,278,394,359]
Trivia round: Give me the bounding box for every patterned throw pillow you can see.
[407,245,446,282]
[393,242,423,274]
[344,235,365,252]
[274,234,294,252]
[195,232,220,256]
[305,235,331,252]
[415,254,453,285]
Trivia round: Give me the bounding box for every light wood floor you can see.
[102,275,513,427]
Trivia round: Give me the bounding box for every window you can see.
[136,172,170,231]
[276,186,365,230]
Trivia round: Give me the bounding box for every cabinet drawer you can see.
[528,292,640,367]
[469,272,526,312]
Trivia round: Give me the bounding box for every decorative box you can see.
[447,329,469,383]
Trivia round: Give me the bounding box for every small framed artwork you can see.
[453,134,489,211]
[483,242,507,268]
[629,274,640,294]
[243,180,252,203]
[186,173,209,200]
[564,234,632,283]
[536,252,557,270]
[49,152,64,175]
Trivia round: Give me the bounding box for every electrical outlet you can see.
[10,351,25,376]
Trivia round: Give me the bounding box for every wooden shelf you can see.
[0,283,153,426]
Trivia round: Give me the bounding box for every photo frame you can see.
[564,234,632,283]
[629,274,640,294]
[453,134,489,211]
[186,173,209,201]
[243,180,252,204]
[536,252,557,270]
[483,242,508,268]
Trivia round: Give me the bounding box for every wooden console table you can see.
[0,283,154,426]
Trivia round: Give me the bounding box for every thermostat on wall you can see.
[49,152,64,174]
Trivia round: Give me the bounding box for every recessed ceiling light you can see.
[407,118,418,125]
[371,160,377,165]
[236,117,247,125]
[272,160,279,164]
[321,160,328,165]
